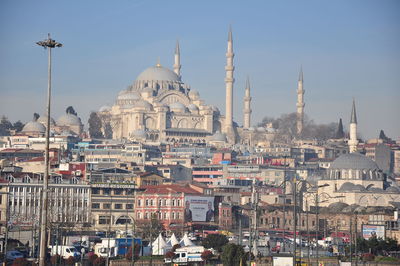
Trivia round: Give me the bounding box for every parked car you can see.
[6,250,24,261]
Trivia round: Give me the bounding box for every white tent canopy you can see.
[152,233,168,255]
[167,233,180,247]
[179,233,195,247]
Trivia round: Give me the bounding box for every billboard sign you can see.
[362,224,385,240]
[184,196,214,222]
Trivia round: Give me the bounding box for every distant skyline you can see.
[0,0,399,139]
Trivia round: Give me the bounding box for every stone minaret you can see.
[296,66,305,135]
[173,40,181,78]
[348,99,358,153]
[243,76,252,129]
[224,27,235,141]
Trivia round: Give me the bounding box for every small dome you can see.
[188,90,200,99]
[330,153,379,170]
[257,127,266,132]
[136,65,180,82]
[37,116,56,126]
[386,186,400,193]
[22,121,45,133]
[57,113,81,126]
[211,131,227,142]
[354,184,366,191]
[339,182,355,192]
[134,100,153,110]
[328,202,349,211]
[187,104,199,112]
[132,129,147,140]
[142,87,154,93]
[99,106,111,112]
[169,102,186,112]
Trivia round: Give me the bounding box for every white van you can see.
[50,245,81,259]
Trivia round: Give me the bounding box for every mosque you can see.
[96,29,305,145]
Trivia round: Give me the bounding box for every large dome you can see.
[22,121,45,133]
[57,113,82,127]
[330,153,379,170]
[136,65,180,83]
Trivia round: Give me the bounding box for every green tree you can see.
[12,121,24,132]
[136,213,164,240]
[202,234,229,252]
[88,112,104,138]
[0,116,12,136]
[221,243,245,266]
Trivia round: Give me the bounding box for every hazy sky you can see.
[0,0,399,139]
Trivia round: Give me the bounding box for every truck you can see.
[164,246,205,264]
[94,238,142,257]
[49,245,81,260]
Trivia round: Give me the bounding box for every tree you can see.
[88,112,104,138]
[201,250,213,263]
[125,243,140,261]
[0,116,12,136]
[335,118,345,139]
[136,214,164,240]
[66,106,77,116]
[104,123,113,139]
[13,121,24,132]
[221,243,245,266]
[258,112,338,141]
[33,113,40,121]
[202,234,229,252]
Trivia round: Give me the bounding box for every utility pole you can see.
[350,217,353,264]
[36,34,62,266]
[293,178,297,266]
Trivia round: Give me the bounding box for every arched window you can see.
[22,175,31,183]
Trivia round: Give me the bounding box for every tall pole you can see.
[350,216,353,264]
[293,179,297,266]
[306,199,310,265]
[316,191,320,266]
[36,34,62,266]
[282,156,287,253]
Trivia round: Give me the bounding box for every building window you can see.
[114,189,123,195]
[137,199,141,207]
[103,188,110,195]
[159,199,162,206]
[172,200,176,206]
[126,204,133,209]
[92,203,100,209]
[145,200,149,206]
[99,216,111,225]
[172,212,175,219]
[115,204,122,209]
[103,203,111,209]
[177,200,181,206]
[92,188,100,194]
[150,199,154,206]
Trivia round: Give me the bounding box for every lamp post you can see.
[36,34,62,266]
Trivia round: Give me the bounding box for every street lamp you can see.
[36,34,62,266]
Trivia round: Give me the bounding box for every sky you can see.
[0,0,399,139]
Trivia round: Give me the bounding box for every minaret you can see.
[224,27,235,141]
[296,66,305,135]
[348,99,359,153]
[243,76,252,129]
[173,40,181,78]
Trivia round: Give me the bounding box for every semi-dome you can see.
[133,100,153,110]
[99,106,111,112]
[22,121,46,133]
[339,182,356,192]
[169,102,186,112]
[211,131,227,142]
[188,90,200,99]
[330,153,379,170]
[187,104,199,112]
[386,186,400,193]
[136,65,180,83]
[37,116,56,126]
[57,113,81,126]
